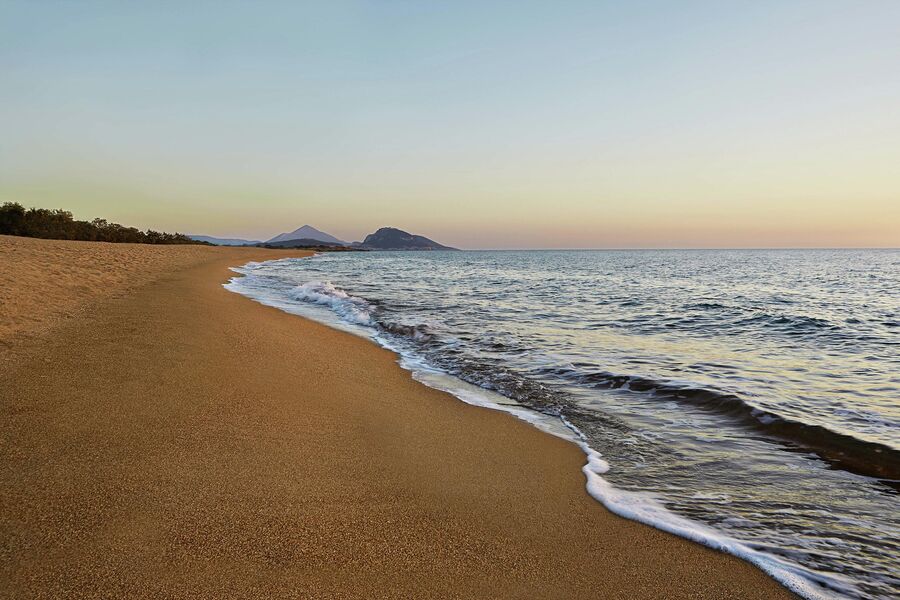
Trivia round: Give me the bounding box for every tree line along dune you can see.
[0,202,206,245]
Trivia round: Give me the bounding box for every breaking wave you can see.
[537,366,900,484]
[289,281,375,326]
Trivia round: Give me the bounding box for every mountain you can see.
[189,235,261,246]
[356,227,456,250]
[266,225,345,245]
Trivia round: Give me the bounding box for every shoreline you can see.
[226,255,830,599]
[1,236,796,598]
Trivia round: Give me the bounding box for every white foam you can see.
[288,281,375,326]
[585,461,848,598]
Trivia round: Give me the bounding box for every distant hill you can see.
[262,238,347,249]
[188,235,261,246]
[266,225,345,246]
[356,227,456,250]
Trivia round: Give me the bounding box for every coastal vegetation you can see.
[0,202,206,245]
[257,238,362,251]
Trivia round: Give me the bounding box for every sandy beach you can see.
[0,235,795,599]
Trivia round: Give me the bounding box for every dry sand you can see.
[0,235,218,356]
[0,235,796,599]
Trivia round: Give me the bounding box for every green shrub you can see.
[0,202,207,245]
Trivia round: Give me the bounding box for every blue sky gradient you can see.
[1,1,898,247]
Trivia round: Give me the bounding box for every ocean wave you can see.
[540,366,900,484]
[282,278,898,485]
[289,281,375,326]
[735,313,837,333]
[684,301,731,311]
[284,280,442,345]
[379,321,434,342]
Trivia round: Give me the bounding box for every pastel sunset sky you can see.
[1,1,898,248]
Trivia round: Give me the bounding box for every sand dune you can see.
[0,235,220,354]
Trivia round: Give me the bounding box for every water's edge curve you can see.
[223,257,842,600]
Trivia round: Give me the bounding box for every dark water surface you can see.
[227,250,899,599]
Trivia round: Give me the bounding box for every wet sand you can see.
[0,235,795,598]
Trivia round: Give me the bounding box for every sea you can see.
[224,249,899,600]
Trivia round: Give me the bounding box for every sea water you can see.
[225,249,899,600]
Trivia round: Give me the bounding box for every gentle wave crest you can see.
[537,366,900,483]
[289,281,376,326]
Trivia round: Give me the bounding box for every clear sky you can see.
[1,1,898,248]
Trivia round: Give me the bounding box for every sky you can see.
[1,1,898,249]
